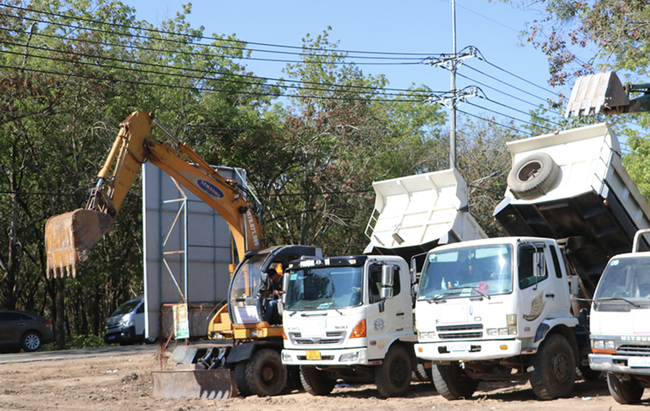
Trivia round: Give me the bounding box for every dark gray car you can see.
[0,311,54,353]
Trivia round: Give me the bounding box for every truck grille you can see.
[436,324,483,340]
[618,345,650,356]
[289,331,346,345]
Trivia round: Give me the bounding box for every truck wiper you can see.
[468,287,491,300]
[427,291,461,303]
[447,286,492,300]
[595,297,641,308]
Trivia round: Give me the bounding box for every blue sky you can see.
[127,1,565,132]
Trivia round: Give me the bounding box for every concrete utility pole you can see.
[450,0,457,169]
[423,1,478,170]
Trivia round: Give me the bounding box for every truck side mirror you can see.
[382,265,394,287]
[380,287,394,300]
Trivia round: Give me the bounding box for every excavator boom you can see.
[45,111,263,277]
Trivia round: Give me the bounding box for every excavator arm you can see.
[45,111,264,277]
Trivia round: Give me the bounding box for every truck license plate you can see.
[629,357,650,367]
[448,342,469,352]
[306,350,321,360]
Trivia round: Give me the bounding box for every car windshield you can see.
[111,297,142,316]
[285,265,363,310]
[418,244,513,301]
[594,257,650,308]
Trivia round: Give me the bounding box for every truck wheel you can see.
[530,334,576,400]
[412,362,431,382]
[245,349,287,397]
[300,366,336,395]
[507,153,559,199]
[432,361,478,400]
[235,361,252,396]
[375,344,413,397]
[607,373,644,404]
[21,331,42,352]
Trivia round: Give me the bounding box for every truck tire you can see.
[412,362,431,382]
[235,361,252,396]
[431,361,478,400]
[375,344,413,397]
[245,349,287,397]
[300,366,336,395]
[607,373,644,404]
[507,153,559,199]
[530,334,576,400]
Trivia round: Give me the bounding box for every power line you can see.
[0,64,433,103]
[1,33,441,97]
[2,6,437,60]
[457,108,529,134]
[465,101,552,131]
[0,46,432,100]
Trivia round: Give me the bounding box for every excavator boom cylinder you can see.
[45,209,113,277]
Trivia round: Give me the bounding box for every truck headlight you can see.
[282,352,292,362]
[121,319,134,327]
[340,352,359,362]
[487,328,497,336]
[418,331,436,340]
[592,340,616,350]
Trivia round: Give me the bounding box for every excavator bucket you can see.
[45,209,113,278]
[565,71,630,117]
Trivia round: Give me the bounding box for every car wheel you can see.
[21,331,42,352]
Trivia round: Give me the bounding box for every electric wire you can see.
[457,108,529,134]
[465,101,553,131]
[456,71,563,116]
[0,46,433,100]
[1,6,436,61]
[0,33,442,96]
[0,64,433,103]
[4,4,439,57]
[464,63,550,104]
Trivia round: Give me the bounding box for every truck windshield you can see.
[418,245,513,301]
[285,266,363,310]
[594,257,650,309]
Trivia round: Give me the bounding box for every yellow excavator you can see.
[44,111,320,398]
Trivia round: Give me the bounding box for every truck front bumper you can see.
[590,353,650,376]
[415,339,522,362]
[281,347,371,366]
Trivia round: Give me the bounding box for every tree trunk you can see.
[55,278,66,350]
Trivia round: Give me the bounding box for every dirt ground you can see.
[0,349,645,411]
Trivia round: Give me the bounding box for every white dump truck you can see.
[589,229,650,404]
[414,122,650,400]
[565,71,650,404]
[280,168,486,397]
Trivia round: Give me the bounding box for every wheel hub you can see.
[551,352,569,381]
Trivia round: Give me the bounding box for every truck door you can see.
[365,262,407,360]
[517,244,557,338]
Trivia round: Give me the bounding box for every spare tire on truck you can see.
[507,153,559,200]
